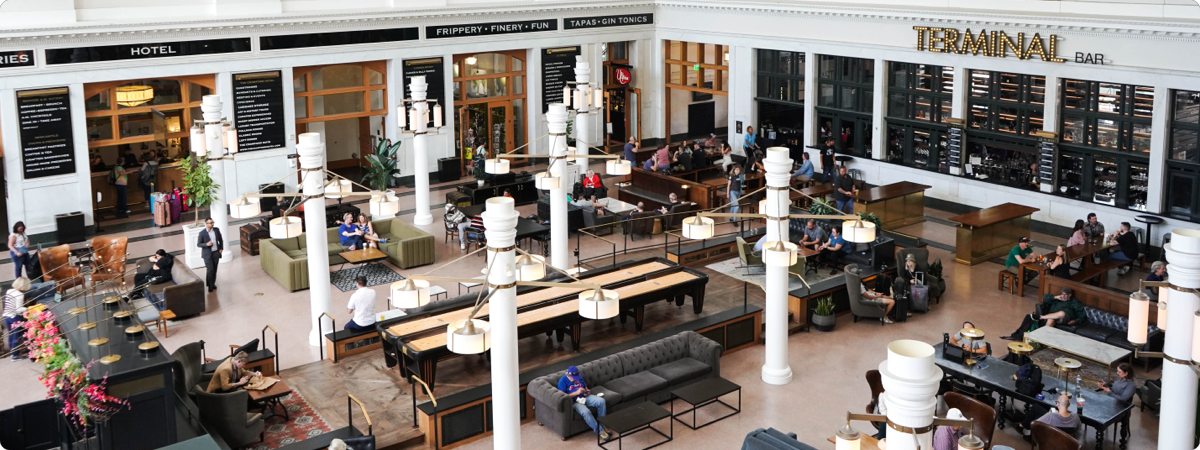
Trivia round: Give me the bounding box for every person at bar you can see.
[1083,213,1105,242]
[1103,222,1139,275]
[1005,237,1036,283]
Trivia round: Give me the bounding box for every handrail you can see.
[347,393,373,436]
[262,324,279,374]
[410,375,439,448]
[318,312,337,363]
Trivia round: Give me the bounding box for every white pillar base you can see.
[761,366,794,385]
[413,214,433,226]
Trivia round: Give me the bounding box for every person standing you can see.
[7,222,29,279]
[557,366,612,440]
[111,162,136,217]
[623,136,638,163]
[197,217,224,292]
[727,165,743,221]
[655,144,672,171]
[833,166,855,213]
[821,138,837,182]
[345,276,376,331]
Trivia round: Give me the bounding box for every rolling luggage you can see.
[168,194,183,224]
[154,196,171,227]
[910,283,930,312]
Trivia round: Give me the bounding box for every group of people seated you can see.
[1005,212,1143,285]
[337,212,386,251]
[642,140,714,175]
[445,204,485,251]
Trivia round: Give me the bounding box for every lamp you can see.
[834,423,860,450]
[433,104,444,128]
[222,123,239,153]
[485,158,510,175]
[515,254,546,281]
[593,89,604,109]
[1157,296,1168,332]
[269,216,302,239]
[391,279,431,309]
[681,216,715,240]
[116,85,154,107]
[1128,290,1150,346]
[190,125,207,157]
[324,178,352,199]
[606,158,631,176]
[579,289,619,320]
[843,219,876,243]
[229,196,261,219]
[370,192,400,217]
[534,172,561,190]
[1192,311,1200,363]
[466,56,478,65]
[762,241,798,267]
[957,433,984,450]
[447,319,491,354]
[397,105,406,129]
[562,86,572,107]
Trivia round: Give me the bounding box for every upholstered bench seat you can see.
[648,357,711,386]
[604,371,669,401]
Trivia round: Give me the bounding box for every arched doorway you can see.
[452,50,527,176]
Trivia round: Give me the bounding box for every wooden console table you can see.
[852,181,930,229]
[948,202,1039,265]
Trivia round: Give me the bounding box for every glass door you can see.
[489,102,513,158]
[460,103,488,175]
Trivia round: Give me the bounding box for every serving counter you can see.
[90,163,184,211]
[851,181,930,228]
[948,202,1040,265]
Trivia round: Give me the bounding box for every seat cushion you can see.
[1055,323,1079,333]
[589,386,624,407]
[647,357,711,386]
[284,250,306,259]
[1075,324,1117,342]
[1105,335,1137,351]
[132,297,161,323]
[603,371,668,400]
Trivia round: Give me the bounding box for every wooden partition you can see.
[619,168,717,211]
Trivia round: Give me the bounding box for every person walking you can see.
[197,217,224,292]
[821,138,837,182]
[727,165,743,221]
[833,166,856,213]
[7,222,29,279]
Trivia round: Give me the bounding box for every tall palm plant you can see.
[363,137,402,191]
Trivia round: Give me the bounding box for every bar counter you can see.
[90,163,185,211]
[948,202,1039,265]
[851,181,930,228]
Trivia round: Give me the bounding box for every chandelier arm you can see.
[500,132,551,156]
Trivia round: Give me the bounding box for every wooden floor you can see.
[278,250,762,449]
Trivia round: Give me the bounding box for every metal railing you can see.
[347,394,373,436]
[317,312,336,363]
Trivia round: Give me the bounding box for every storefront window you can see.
[1167,90,1200,220]
[756,50,805,154]
[968,70,1045,136]
[294,61,388,170]
[817,55,873,157]
[84,76,214,167]
[453,50,528,174]
[883,62,952,172]
[1058,78,1153,211]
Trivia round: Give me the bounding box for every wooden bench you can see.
[1071,258,1127,286]
[667,233,764,267]
[619,168,719,210]
[323,328,383,362]
[671,164,724,183]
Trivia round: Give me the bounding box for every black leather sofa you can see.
[741,428,818,450]
[1043,303,1164,368]
[788,215,895,270]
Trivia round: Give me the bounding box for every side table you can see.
[1135,215,1164,261]
[670,377,742,429]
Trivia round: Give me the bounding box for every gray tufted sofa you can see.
[527,331,723,439]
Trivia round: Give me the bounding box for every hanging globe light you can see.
[681,216,715,240]
[391,279,431,309]
[447,319,491,354]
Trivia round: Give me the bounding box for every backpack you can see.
[108,166,119,185]
[1015,363,1044,396]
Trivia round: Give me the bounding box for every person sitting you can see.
[642,153,657,172]
[849,265,896,324]
[1068,219,1087,247]
[673,146,693,172]
[1028,394,1080,437]
[690,142,707,169]
[339,212,365,250]
[792,152,814,185]
[582,170,603,198]
[345,276,376,331]
[1104,222,1139,274]
[1048,244,1070,279]
[575,195,607,214]
[90,154,107,173]
[798,219,827,250]
[950,321,988,355]
[1002,287,1087,341]
[932,408,968,450]
[817,226,849,275]
[1096,363,1136,403]
[621,202,646,221]
[1083,213,1105,242]
[1146,260,1168,299]
[206,351,257,393]
[1005,237,1036,283]
[134,249,175,289]
[557,366,613,440]
[4,278,30,360]
[656,193,681,215]
[502,189,513,199]
[445,205,471,250]
[894,254,927,301]
[357,213,387,249]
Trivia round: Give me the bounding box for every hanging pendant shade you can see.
[269,216,302,239]
[447,319,491,354]
[1192,311,1200,363]
[606,158,631,176]
[116,85,154,107]
[391,279,431,309]
[834,424,861,450]
[843,219,877,243]
[516,254,547,281]
[190,126,207,157]
[433,104,444,128]
[1157,296,1168,332]
[370,193,400,217]
[534,172,561,190]
[397,105,407,129]
[762,241,798,267]
[1127,290,1150,346]
[230,196,261,219]
[325,179,352,198]
[485,158,510,175]
[579,289,619,320]
[681,216,715,240]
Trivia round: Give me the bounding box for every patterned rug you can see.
[330,263,405,292]
[251,390,333,450]
[1029,347,1151,386]
[705,256,838,291]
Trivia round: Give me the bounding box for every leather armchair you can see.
[944,392,996,449]
[625,211,658,239]
[1031,421,1079,450]
[895,247,943,301]
[171,342,205,397]
[38,244,83,294]
[665,203,695,229]
[582,210,618,236]
[90,237,128,288]
[194,387,264,449]
[845,264,887,323]
[737,237,764,274]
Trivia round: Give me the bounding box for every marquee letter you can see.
[914,26,930,51]
[960,29,991,56]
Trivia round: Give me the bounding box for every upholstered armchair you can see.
[944,392,996,449]
[194,387,264,449]
[895,247,943,301]
[90,237,128,288]
[171,342,205,397]
[736,237,764,274]
[625,211,658,239]
[38,244,83,294]
[845,264,887,324]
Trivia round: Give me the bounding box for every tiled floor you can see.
[0,166,1161,449]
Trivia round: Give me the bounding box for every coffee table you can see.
[603,197,638,215]
[597,401,673,450]
[1025,326,1132,380]
[247,378,293,422]
[670,377,741,430]
[339,247,388,280]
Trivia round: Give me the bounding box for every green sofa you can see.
[259,217,436,291]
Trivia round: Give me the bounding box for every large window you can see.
[817,55,874,157]
[452,50,527,175]
[1167,90,1200,220]
[756,50,806,153]
[664,40,729,142]
[293,62,388,169]
[967,70,1045,136]
[885,62,953,172]
[1057,79,1153,211]
[85,76,215,169]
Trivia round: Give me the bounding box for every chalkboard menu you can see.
[403,58,445,107]
[232,71,286,152]
[946,126,963,169]
[542,47,580,112]
[17,87,76,179]
[1037,135,1057,186]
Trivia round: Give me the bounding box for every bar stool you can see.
[997,270,1020,294]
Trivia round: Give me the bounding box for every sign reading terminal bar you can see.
[427,19,556,39]
[913,27,1065,63]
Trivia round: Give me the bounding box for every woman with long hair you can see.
[1098,363,1135,402]
[1068,219,1087,247]
[7,222,28,279]
[1049,244,1071,278]
[356,213,386,249]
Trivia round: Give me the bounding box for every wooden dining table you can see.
[1021,241,1117,296]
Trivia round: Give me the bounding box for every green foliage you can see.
[857,211,883,232]
[807,198,837,217]
[814,296,836,316]
[473,158,487,181]
[363,137,402,191]
[180,156,219,225]
[928,259,944,279]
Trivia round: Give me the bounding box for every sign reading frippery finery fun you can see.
[427,20,557,39]
[912,27,1068,63]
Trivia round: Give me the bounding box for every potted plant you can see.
[807,198,838,217]
[180,156,219,269]
[811,295,836,332]
[473,156,487,187]
[363,137,402,191]
[856,211,883,241]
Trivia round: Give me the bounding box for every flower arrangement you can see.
[23,309,128,425]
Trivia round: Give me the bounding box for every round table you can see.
[1135,214,1164,260]
[834,155,854,167]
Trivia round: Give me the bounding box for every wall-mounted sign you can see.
[45,38,251,65]
[403,58,446,108]
[912,27,1066,63]
[0,50,34,69]
[17,87,76,179]
[564,13,653,30]
[427,19,556,39]
[232,71,287,153]
[542,47,580,112]
[261,28,418,51]
[615,67,632,85]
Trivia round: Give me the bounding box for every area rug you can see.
[330,263,405,292]
[1029,347,1151,386]
[250,390,333,450]
[705,256,838,291]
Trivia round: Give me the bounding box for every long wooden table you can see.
[948,203,1039,265]
[852,181,930,228]
[1021,241,1116,296]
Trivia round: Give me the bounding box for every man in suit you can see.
[197,217,224,292]
[205,351,256,393]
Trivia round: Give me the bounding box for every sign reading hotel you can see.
[427,20,557,39]
[912,27,1067,63]
[564,13,653,30]
[232,71,286,153]
[45,38,251,65]
[17,87,76,179]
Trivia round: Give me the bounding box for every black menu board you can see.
[542,47,580,112]
[18,87,76,179]
[232,71,286,152]
[946,126,963,169]
[1037,137,1057,186]
[402,58,445,107]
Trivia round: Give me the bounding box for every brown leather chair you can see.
[1032,421,1079,450]
[38,244,83,294]
[625,211,658,239]
[90,237,128,288]
[865,370,885,430]
[945,392,996,449]
[665,202,695,229]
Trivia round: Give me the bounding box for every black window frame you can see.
[967,70,1046,137]
[755,49,805,106]
[816,55,874,157]
[1167,89,1200,221]
[886,62,953,124]
[1055,78,1153,212]
[1059,79,1153,154]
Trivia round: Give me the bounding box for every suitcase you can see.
[910,283,930,312]
[446,191,472,209]
[892,294,908,322]
[168,195,183,224]
[154,197,171,227]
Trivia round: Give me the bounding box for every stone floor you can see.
[0,163,1162,449]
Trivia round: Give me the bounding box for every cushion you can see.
[284,250,306,259]
[1075,324,1117,342]
[603,371,668,400]
[647,357,711,385]
[1056,323,1079,333]
[579,355,624,388]
[272,238,299,251]
[132,298,160,323]
[588,386,623,407]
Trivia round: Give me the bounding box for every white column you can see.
[410,76,433,226]
[1040,75,1060,194]
[574,57,592,169]
[871,58,887,161]
[1146,86,1170,215]
[761,147,794,385]
[803,52,819,148]
[298,133,333,347]
[200,95,231,263]
[1159,229,1200,450]
[548,104,570,270]
[482,197,521,450]
[879,340,943,450]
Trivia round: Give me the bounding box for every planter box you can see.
[182,223,205,269]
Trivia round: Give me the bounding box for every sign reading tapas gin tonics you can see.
[564,13,653,30]
[912,27,1067,63]
[427,20,556,39]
